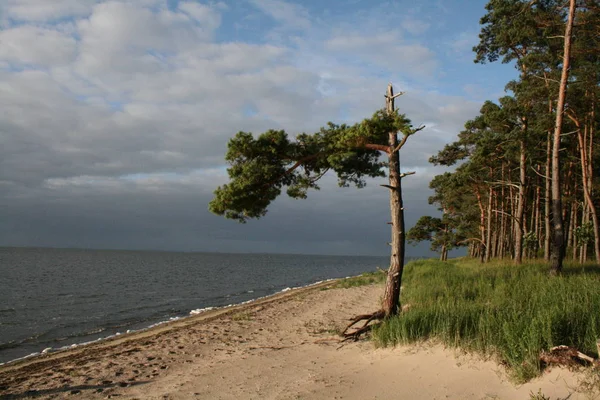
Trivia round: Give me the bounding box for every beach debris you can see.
[540,345,597,367]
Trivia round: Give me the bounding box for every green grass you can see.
[372,258,600,382]
[332,270,387,288]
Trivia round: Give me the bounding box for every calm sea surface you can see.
[0,247,388,364]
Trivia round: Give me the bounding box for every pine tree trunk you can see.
[514,135,527,264]
[499,163,507,259]
[476,188,486,262]
[572,202,578,260]
[508,167,515,258]
[492,188,499,258]
[534,170,541,258]
[581,206,589,263]
[381,83,404,317]
[550,0,576,275]
[545,127,552,261]
[589,103,599,263]
[576,115,600,263]
[486,185,493,262]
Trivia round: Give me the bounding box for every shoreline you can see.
[0,280,591,400]
[0,278,339,373]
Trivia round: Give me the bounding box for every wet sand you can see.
[0,281,593,399]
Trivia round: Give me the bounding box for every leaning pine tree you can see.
[209,84,423,338]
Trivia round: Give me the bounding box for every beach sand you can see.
[0,281,594,399]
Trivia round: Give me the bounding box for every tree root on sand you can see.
[341,310,385,341]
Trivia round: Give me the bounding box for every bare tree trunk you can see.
[515,135,527,263]
[492,188,499,258]
[499,163,507,259]
[545,126,552,261]
[572,202,579,260]
[581,205,589,263]
[486,185,493,262]
[575,114,600,263]
[476,188,486,263]
[534,170,541,258]
[588,103,599,263]
[382,83,404,317]
[563,162,574,257]
[508,166,516,258]
[550,0,576,275]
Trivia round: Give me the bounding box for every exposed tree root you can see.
[341,310,385,341]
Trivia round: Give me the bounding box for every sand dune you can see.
[0,282,593,399]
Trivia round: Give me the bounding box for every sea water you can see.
[0,247,387,364]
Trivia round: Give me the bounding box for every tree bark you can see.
[572,202,579,260]
[499,162,507,259]
[514,132,527,264]
[550,0,576,275]
[575,114,600,263]
[486,185,493,262]
[475,188,486,263]
[381,83,405,317]
[543,129,552,261]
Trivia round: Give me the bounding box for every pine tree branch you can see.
[530,166,550,180]
[393,135,410,153]
[392,125,424,153]
[363,143,391,153]
[492,209,522,226]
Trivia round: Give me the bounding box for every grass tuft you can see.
[333,270,387,289]
[372,258,600,382]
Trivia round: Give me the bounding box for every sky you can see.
[0,0,518,256]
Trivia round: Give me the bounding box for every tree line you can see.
[408,0,599,274]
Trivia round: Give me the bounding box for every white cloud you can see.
[1,0,98,23]
[74,1,216,77]
[247,0,311,30]
[178,1,221,29]
[0,26,77,67]
[325,31,438,78]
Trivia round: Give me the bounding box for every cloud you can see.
[0,0,497,256]
[0,26,77,67]
[324,31,438,79]
[1,0,99,23]
[247,0,311,31]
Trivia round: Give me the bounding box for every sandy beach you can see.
[0,281,593,399]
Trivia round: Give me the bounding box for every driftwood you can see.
[541,345,597,367]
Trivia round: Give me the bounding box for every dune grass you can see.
[372,258,600,381]
[332,270,387,289]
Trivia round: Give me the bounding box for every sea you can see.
[0,247,388,364]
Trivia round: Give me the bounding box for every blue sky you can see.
[0,0,518,255]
